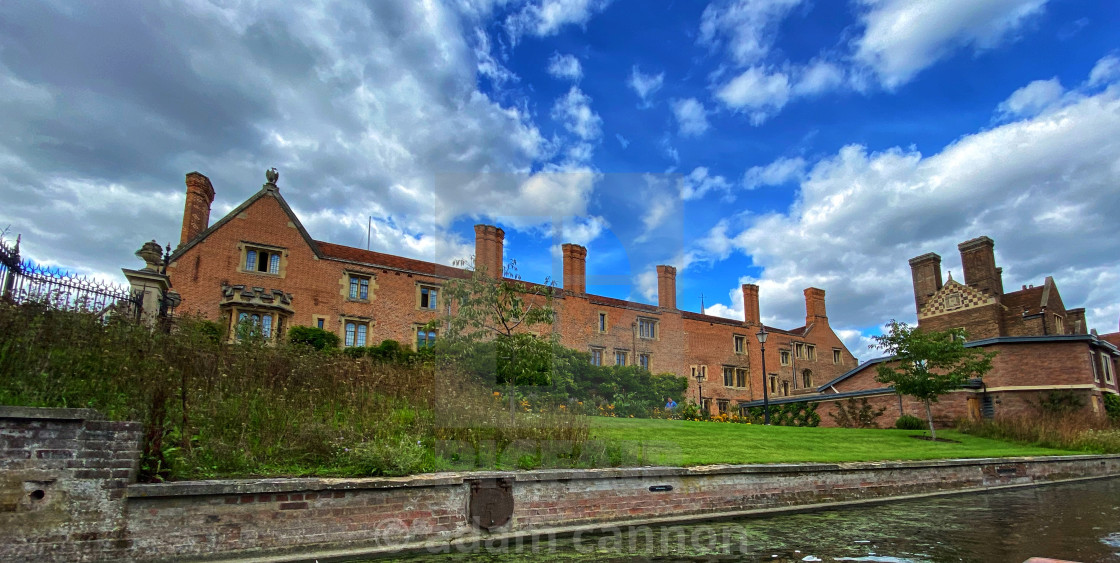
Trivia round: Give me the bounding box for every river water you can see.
[390,477,1120,562]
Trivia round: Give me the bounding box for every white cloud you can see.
[698,66,1120,334]
[0,1,602,278]
[505,0,612,42]
[615,134,630,148]
[792,59,845,96]
[996,77,1064,120]
[852,0,1049,89]
[743,156,806,189]
[1088,54,1120,87]
[551,85,602,141]
[671,98,710,137]
[698,0,805,65]
[715,66,790,124]
[681,166,733,200]
[628,66,664,107]
[547,52,583,81]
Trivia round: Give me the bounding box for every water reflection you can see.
[390,477,1120,562]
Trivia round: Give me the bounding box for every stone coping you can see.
[0,405,105,421]
[127,454,1120,499]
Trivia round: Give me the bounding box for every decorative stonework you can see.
[219,283,294,313]
[918,279,995,319]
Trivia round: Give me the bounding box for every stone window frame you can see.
[780,349,791,366]
[637,317,658,340]
[348,273,371,302]
[794,342,805,359]
[1054,315,1064,335]
[768,374,778,394]
[589,347,604,366]
[237,241,287,278]
[735,368,748,389]
[416,282,441,311]
[638,353,650,371]
[733,334,746,355]
[340,269,377,303]
[597,311,608,334]
[802,369,813,388]
[1090,351,1100,382]
[1102,353,1115,385]
[313,314,329,330]
[233,309,280,341]
[414,323,438,350]
[614,349,629,366]
[833,348,842,365]
[716,399,729,414]
[806,345,816,361]
[341,316,372,348]
[722,365,735,387]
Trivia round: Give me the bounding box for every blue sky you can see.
[1,1,1118,354]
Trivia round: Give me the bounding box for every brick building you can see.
[164,171,858,413]
[743,236,1120,425]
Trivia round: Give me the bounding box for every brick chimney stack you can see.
[473,225,505,277]
[909,252,943,313]
[958,236,1003,297]
[804,287,827,327]
[742,284,761,325]
[180,172,215,246]
[656,265,677,310]
[562,244,587,294]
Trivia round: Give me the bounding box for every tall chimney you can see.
[804,287,827,326]
[180,172,215,246]
[909,252,943,313]
[656,265,677,310]
[562,243,587,294]
[742,284,761,325]
[958,236,1002,297]
[473,224,505,277]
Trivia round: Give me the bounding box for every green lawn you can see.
[592,418,1078,466]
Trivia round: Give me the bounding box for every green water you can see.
[384,477,1120,562]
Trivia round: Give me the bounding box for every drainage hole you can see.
[29,490,46,502]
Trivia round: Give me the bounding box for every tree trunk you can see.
[924,399,936,441]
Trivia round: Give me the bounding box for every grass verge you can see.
[592,417,1079,466]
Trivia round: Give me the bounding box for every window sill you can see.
[238,270,282,278]
[347,298,371,304]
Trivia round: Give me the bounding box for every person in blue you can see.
[665,397,677,409]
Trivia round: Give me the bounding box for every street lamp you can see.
[756,327,770,425]
[693,366,706,413]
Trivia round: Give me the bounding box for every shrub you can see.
[830,398,887,428]
[288,325,340,350]
[957,412,1120,453]
[1102,394,1119,423]
[743,402,820,427]
[1034,390,1083,416]
[895,414,925,430]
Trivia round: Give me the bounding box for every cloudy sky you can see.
[1,0,1118,354]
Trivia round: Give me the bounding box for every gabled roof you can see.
[316,241,467,279]
[1001,276,1059,316]
[918,277,996,318]
[680,311,744,326]
[171,185,322,261]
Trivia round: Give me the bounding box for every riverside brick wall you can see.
[4,407,1118,562]
[0,407,142,562]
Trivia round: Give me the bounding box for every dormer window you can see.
[241,244,284,276]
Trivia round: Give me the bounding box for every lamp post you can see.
[693,367,706,413]
[756,327,770,425]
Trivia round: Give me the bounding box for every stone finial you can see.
[135,240,164,271]
[265,167,279,187]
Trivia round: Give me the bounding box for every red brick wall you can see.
[167,184,859,403]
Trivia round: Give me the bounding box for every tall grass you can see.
[957,412,1120,454]
[0,303,619,480]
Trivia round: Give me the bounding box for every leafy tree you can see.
[439,259,556,417]
[288,325,340,350]
[872,320,995,440]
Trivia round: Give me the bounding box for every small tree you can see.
[439,259,556,417]
[872,320,995,440]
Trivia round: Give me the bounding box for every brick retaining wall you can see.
[3,407,1119,562]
